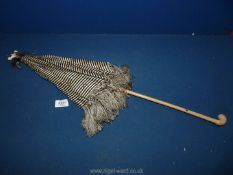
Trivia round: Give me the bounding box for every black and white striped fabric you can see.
[10,52,131,136]
[22,54,117,107]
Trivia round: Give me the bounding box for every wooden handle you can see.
[123,89,227,126]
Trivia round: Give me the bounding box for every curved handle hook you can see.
[215,114,227,126]
[123,89,227,126]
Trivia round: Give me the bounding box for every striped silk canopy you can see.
[9,51,132,136]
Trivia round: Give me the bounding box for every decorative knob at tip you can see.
[8,50,19,61]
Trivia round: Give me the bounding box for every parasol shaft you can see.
[123,89,227,126]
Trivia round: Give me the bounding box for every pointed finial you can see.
[8,50,18,61]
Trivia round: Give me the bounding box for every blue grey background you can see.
[0,34,232,175]
[0,0,233,174]
[0,0,233,34]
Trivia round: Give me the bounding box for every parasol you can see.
[8,50,227,136]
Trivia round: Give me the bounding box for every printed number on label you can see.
[55,99,69,108]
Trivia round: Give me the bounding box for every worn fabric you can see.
[11,52,132,136]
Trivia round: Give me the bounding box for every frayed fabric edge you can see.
[81,65,132,137]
